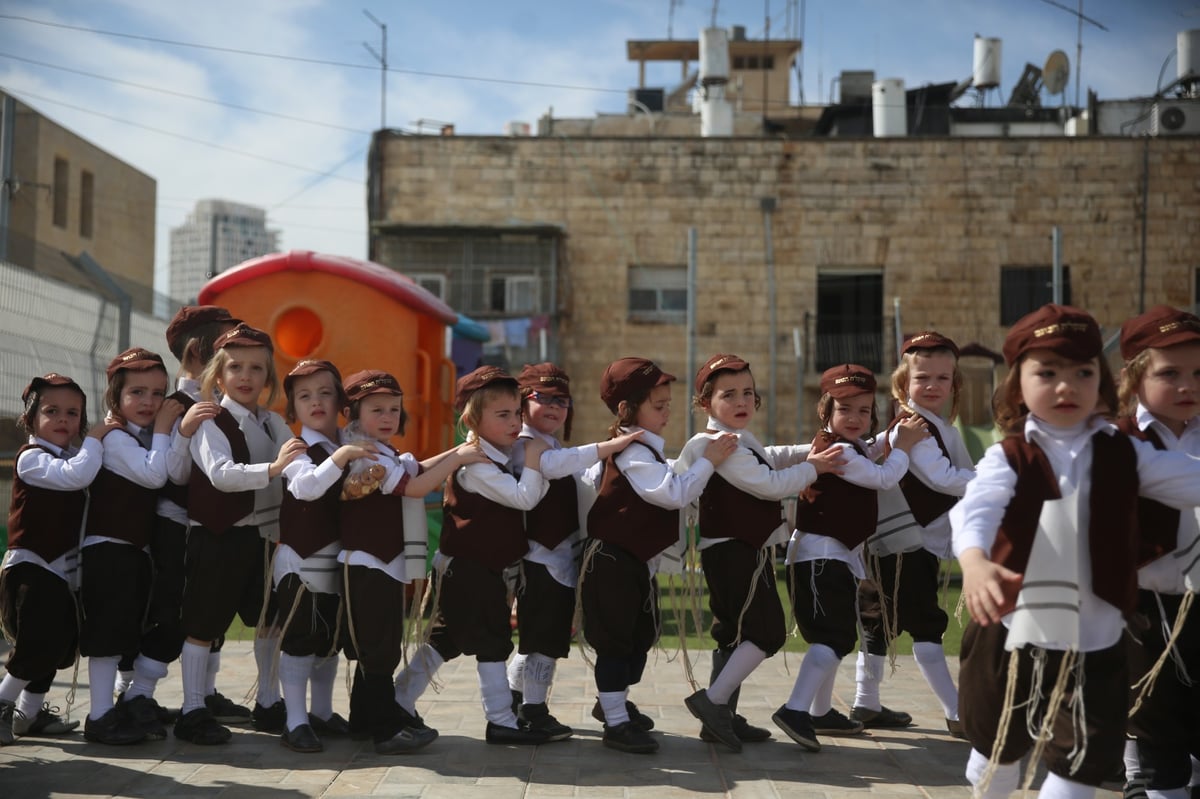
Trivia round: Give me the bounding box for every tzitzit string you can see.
[1129,590,1195,717]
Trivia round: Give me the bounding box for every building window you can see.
[53,157,69,228]
[628,264,687,322]
[411,273,446,300]
[490,275,539,314]
[816,270,884,373]
[79,170,94,238]
[1000,265,1070,325]
[731,55,774,70]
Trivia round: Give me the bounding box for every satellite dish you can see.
[1043,50,1070,95]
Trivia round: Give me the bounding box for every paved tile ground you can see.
[1,643,1123,798]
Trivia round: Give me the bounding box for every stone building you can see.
[365,31,1200,448]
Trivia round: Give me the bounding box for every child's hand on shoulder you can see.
[269,437,309,478]
[332,441,379,469]
[892,415,929,453]
[179,401,221,437]
[88,414,125,440]
[597,429,644,459]
[958,548,1022,626]
[807,443,846,475]
[155,398,185,433]
[702,432,739,467]
[523,437,550,471]
[454,441,490,466]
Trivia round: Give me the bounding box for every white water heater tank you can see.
[872,78,906,137]
[1180,29,1200,82]
[700,27,730,85]
[973,36,1002,89]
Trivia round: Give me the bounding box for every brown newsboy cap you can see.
[214,324,273,352]
[284,359,345,395]
[22,372,84,404]
[518,362,571,397]
[455,366,518,412]
[106,347,166,380]
[599,357,676,414]
[901,331,960,358]
[343,369,404,403]
[165,305,241,359]
[820,364,877,398]
[1119,305,1200,360]
[693,353,751,395]
[1003,304,1101,367]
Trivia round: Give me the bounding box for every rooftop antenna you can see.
[1036,0,1108,108]
[362,9,387,129]
[711,0,719,28]
[668,0,683,39]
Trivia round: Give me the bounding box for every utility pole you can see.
[363,9,387,130]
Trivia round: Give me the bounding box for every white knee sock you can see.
[708,642,766,705]
[913,641,959,720]
[810,653,839,716]
[521,653,556,705]
[254,635,281,706]
[1038,771,1099,799]
[393,644,443,715]
[182,641,211,714]
[88,656,120,719]
[478,661,518,727]
[128,654,169,701]
[114,668,134,697]
[278,653,313,732]
[0,674,31,704]
[309,656,338,720]
[598,691,629,726]
[507,653,526,693]
[16,690,44,721]
[206,651,220,695]
[966,747,1021,798]
[1145,789,1190,799]
[786,643,838,712]
[853,650,885,711]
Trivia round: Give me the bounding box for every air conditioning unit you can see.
[1152,100,1200,135]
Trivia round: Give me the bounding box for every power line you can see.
[0,51,373,134]
[0,13,624,95]
[4,87,363,184]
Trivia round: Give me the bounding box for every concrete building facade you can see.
[168,198,278,304]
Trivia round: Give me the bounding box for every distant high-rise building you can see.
[168,199,278,304]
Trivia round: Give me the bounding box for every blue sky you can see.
[0,0,1193,296]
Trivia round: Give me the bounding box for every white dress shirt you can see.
[158,377,201,525]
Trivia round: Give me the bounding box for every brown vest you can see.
[441,462,528,573]
[1114,417,1179,568]
[84,429,158,548]
[187,408,255,533]
[699,447,784,549]
[7,444,88,563]
[886,412,960,526]
[793,434,878,549]
[587,442,680,562]
[995,432,1140,613]
[525,474,578,550]
[280,440,343,559]
[159,390,195,510]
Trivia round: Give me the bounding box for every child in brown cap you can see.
[578,357,737,754]
[952,304,1200,798]
[774,364,926,753]
[1113,306,1200,798]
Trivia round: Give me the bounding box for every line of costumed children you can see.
[4,301,1200,799]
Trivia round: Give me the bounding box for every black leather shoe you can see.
[120,695,167,740]
[375,724,437,754]
[849,705,914,728]
[517,703,572,742]
[485,721,551,745]
[173,707,232,745]
[684,689,741,752]
[84,706,147,745]
[308,712,351,736]
[204,691,251,724]
[281,723,323,753]
[811,708,864,736]
[701,712,772,743]
[771,705,820,752]
[251,700,286,733]
[602,721,658,753]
